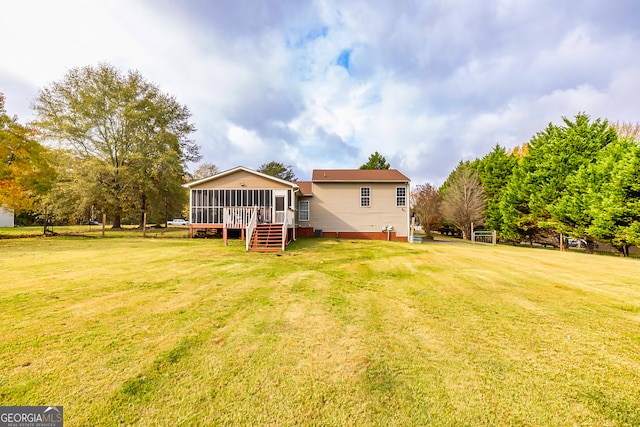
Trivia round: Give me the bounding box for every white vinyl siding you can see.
[360,187,371,207]
[307,181,410,237]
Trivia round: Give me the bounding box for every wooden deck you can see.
[189,206,295,251]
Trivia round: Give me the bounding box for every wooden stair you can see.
[249,223,284,252]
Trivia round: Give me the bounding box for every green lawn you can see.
[1,236,639,426]
[0,225,190,239]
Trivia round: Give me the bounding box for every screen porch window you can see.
[191,189,273,223]
[396,187,406,207]
[299,200,310,221]
[360,187,371,207]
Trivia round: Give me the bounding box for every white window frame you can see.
[360,187,371,207]
[299,200,310,221]
[396,187,406,207]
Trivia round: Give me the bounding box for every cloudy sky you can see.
[2,0,639,185]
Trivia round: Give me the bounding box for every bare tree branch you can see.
[442,165,487,240]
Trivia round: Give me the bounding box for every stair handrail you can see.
[281,221,286,251]
[287,206,295,227]
[246,206,258,251]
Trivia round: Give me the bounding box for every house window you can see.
[360,187,371,207]
[299,200,310,221]
[396,187,406,207]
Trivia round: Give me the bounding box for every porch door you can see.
[274,190,287,223]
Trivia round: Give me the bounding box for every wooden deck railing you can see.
[219,206,296,251]
[223,207,256,229]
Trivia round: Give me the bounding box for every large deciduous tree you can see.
[610,121,640,142]
[359,151,390,170]
[31,63,200,228]
[0,93,54,215]
[257,161,296,181]
[412,183,442,239]
[441,163,487,240]
[192,162,219,180]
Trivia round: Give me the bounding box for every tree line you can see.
[1,63,201,228]
[5,62,636,251]
[413,113,640,256]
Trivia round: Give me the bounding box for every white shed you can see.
[0,206,15,228]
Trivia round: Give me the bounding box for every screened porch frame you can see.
[189,188,294,226]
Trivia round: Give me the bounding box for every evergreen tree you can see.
[499,113,616,244]
[359,151,390,170]
[470,144,518,234]
[257,161,296,181]
[584,138,640,256]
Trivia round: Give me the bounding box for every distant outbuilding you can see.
[0,206,14,228]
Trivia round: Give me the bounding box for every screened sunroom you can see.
[183,167,300,249]
[190,188,293,225]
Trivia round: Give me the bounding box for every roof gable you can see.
[184,166,299,189]
[296,181,313,196]
[312,169,410,182]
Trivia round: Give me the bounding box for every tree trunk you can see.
[112,213,122,229]
[164,196,168,228]
[138,193,147,229]
[424,224,434,240]
[615,245,629,257]
[559,233,568,252]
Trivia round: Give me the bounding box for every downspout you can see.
[406,181,411,242]
[188,188,193,238]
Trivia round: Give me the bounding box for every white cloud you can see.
[2,0,640,187]
[227,125,266,154]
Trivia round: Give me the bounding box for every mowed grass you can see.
[1,237,639,426]
[0,225,190,239]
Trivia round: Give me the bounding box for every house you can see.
[184,166,411,251]
[0,206,14,228]
[297,169,411,240]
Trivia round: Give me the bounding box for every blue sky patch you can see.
[306,26,328,42]
[287,26,329,49]
[337,49,352,71]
